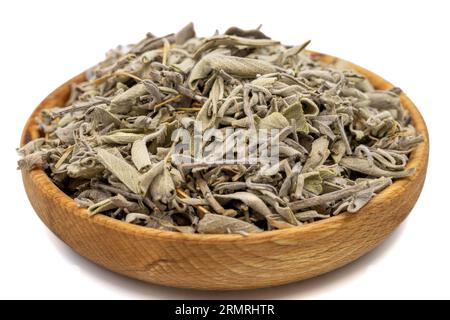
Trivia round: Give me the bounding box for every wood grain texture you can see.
[20,52,429,290]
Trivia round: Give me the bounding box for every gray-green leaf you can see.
[97,149,141,194]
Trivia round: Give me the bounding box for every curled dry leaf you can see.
[214,192,272,220]
[125,213,151,225]
[189,54,278,88]
[193,35,279,59]
[138,160,165,195]
[289,177,392,211]
[340,156,415,178]
[17,151,48,170]
[295,210,330,221]
[98,132,145,145]
[97,149,141,194]
[198,213,263,234]
[303,136,330,172]
[258,112,289,130]
[150,165,175,204]
[110,83,147,114]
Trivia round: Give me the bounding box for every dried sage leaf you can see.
[340,157,415,178]
[198,213,263,234]
[97,149,141,194]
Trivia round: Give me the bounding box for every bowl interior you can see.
[21,52,429,242]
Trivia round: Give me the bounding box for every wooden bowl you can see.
[21,52,429,290]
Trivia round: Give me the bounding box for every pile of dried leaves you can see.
[18,23,423,234]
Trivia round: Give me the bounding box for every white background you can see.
[0,0,449,299]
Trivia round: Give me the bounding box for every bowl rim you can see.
[21,51,429,243]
